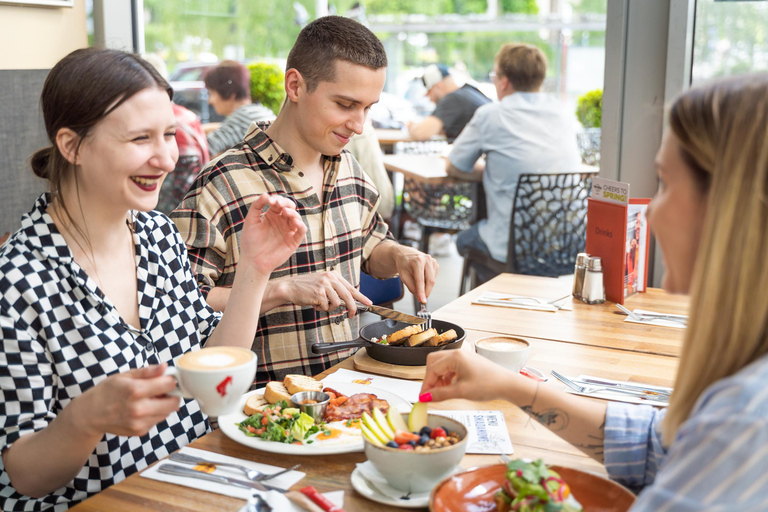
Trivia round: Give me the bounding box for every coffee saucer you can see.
[350,462,432,509]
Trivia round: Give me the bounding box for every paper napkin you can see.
[623,309,687,329]
[142,446,305,500]
[560,374,671,407]
[472,292,573,313]
[237,491,345,512]
[323,368,422,403]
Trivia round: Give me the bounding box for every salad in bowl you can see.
[496,459,583,512]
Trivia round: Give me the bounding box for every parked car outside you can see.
[169,61,224,124]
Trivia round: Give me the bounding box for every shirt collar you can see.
[19,193,75,262]
[243,121,344,173]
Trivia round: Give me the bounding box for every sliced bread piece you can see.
[264,381,295,407]
[284,374,323,395]
[426,329,458,347]
[407,328,438,347]
[386,324,423,346]
[243,394,269,416]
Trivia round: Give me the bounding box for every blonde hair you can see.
[663,74,768,444]
[495,43,547,92]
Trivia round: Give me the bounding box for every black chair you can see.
[459,171,597,295]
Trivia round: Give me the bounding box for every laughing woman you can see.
[0,48,306,510]
[421,74,768,511]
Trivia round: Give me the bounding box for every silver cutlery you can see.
[417,301,432,329]
[578,377,671,396]
[354,301,425,325]
[551,370,669,399]
[158,463,288,493]
[168,453,299,483]
[616,304,687,325]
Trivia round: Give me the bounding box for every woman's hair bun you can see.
[30,146,52,179]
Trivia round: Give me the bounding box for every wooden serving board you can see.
[353,348,426,380]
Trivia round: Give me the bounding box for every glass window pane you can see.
[692,0,768,83]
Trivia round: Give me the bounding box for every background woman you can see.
[0,47,306,510]
[421,74,768,510]
[203,60,276,156]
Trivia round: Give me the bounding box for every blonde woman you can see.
[420,74,768,510]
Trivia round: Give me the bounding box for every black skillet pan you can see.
[310,318,465,366]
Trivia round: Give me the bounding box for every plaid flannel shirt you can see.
[171,123,393,385]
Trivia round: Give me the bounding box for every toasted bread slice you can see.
[243,394,269,416]
[426,329,458,347]
[407,328,438,347]
[284,374,322,395]
[386,324,423,346]
[264,381,294,407]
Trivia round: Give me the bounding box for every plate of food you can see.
[429,459,635,512]
[218,375,413,455]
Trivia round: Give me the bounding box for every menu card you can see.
[585,177,651,304]
[431,410,514,455]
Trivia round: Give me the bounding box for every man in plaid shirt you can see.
[172,16,439,385]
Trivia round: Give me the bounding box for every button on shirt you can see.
[171,123,392,386]
[449,93,581,262]
[604,354,768,511]
[0,194,219,510]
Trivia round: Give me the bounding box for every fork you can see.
[550,370,669,399]
[169,453,299,482]
[417,302,432,330]
[616,304,687,325]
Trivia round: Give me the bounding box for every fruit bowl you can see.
[362,409,468,493]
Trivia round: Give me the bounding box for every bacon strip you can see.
[323,392,390,422]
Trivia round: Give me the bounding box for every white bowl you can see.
[363,413,467,493]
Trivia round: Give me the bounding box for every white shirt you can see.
[449,92,581,262]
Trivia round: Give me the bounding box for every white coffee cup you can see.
[166,346,257,417]
[474,336,531,373]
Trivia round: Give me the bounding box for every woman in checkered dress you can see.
[0,48,306,511]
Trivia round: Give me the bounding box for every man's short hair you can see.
[286,15,388,92]
[495,43,547,92]
[204,60,251,100]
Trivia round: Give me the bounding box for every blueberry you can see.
[419,426,432,437]
[407,440,417,447]
[418,435,430,446]
[386,441,399,449]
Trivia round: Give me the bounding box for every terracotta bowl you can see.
[429,463,635,512]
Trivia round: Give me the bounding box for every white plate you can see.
[350,466,431,509]
[218,383,412,455]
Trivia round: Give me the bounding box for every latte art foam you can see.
[177,346,253,371]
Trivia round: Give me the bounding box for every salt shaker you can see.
[572,253,590,300]
[581,256,605,304]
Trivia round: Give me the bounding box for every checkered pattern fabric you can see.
[171,123,393,386]
[0,194,220,510]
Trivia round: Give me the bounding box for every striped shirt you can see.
[171,123,392,386]
[206,102,275,155]
[604,354,768,511]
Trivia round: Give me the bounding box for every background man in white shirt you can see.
[446,43,581,283]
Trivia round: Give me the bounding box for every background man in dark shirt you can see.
[408,64,491,143]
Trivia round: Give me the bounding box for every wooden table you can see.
[382,153,452,184]
[435,274,688,357]
[71,274,685,511]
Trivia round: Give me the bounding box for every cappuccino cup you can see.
[166,346,257,417]
[474,336,531,373]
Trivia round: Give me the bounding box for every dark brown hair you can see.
[286,15,387,92]
[203,60,251,101]
[495,43,547,92]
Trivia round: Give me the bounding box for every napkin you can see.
[323,368,422,402]
[560,374,671,407]
[623,309,687,329]
[141,446,305,500]
[237,491,345,512]
[472,292,573,312]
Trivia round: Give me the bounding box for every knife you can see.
[355,302,425,325]
[158,463,287,494]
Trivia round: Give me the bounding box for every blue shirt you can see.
[448,92,581,262]
[605,354,768,511]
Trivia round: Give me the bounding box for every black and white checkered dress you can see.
[0,194,222,510]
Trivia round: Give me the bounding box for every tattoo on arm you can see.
[521,405,570,431]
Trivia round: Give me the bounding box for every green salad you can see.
[237,400,321,444]
[495,459,583,512]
